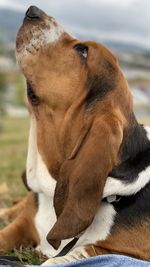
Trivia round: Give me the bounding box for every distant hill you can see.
[0,9,24,42]
[0,8,149,56]
[104,40,150,54]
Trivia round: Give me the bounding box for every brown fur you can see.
[85,222,150,261]
[23,38,131,248]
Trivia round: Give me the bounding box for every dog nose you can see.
[25,6,44,20]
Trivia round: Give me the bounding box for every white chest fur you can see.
[26,116,73,257]
[35,194,116,257]
[35,193,73,257]
[26,116,56,196]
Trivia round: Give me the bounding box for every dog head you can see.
[16,6,133,249]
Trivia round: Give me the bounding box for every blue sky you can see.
[0,0,150,49]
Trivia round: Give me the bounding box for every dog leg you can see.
[0,196,28,222]
[0,192,39,253]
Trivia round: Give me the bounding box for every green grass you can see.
[5,247,41,265]
[0,116,41,265]
[0,117,40,265]
[0,116,29,206]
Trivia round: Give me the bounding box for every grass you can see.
[5,247,41,265]
[0,116,41,265]
[0,116,29,206]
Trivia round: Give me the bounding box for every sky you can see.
[0,0,150,49]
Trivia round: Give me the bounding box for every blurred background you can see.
[0,0,150,206]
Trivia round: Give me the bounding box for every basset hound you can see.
[0,6,150,265]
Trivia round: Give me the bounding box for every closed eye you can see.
[27,82,40,106]
[74,43,88,59]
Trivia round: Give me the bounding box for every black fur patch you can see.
[110,181,150,227]
[110,120,150,183]
[34,193,39,208]
[22,170,31,191]
[85,74,112,106]
[85,59,117,107]
[27,81,40,106]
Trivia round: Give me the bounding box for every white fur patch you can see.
[144,125,150,140]
[35,193,56,257]
[44,22,64,44]
[26,115,56,196]
[27,20,64,49]
[103,168,150,198]
[103,125,150,198]
[16,18,64,64]
[74,202,116,248]
[35,193,73,258]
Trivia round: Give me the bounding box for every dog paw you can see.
[42,256,74,265]
[42,255,81,266]
[42,247,88,265]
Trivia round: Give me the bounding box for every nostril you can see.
[25,8,30,17]
[25,6,43,20]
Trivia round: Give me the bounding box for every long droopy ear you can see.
[47,114,123,249]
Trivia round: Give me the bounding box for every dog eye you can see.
[74,44,88,59]
[27,82,40,106]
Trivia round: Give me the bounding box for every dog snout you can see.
[25,6,45,20]
[16,6,65,67]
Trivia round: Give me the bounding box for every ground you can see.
[0,116,41,265]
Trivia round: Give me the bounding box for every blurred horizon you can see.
[0,0,150,121]
[0,0,150,49]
